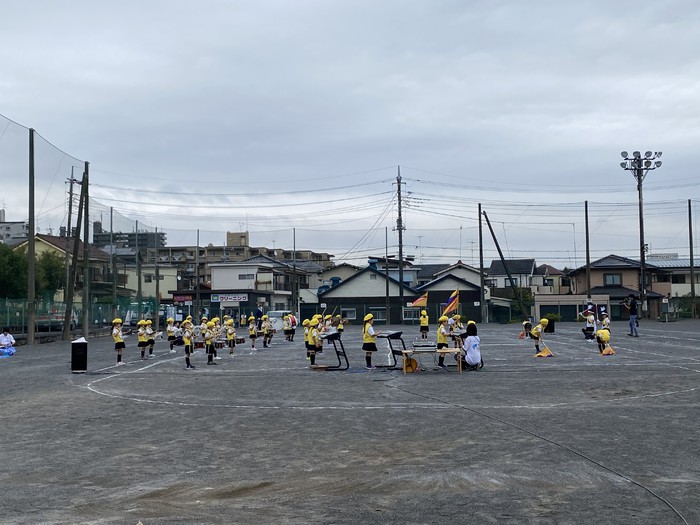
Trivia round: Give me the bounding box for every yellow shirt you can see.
[311,327,321,347]
[531,324,545,339]
[363,323,376,344]
[437,324,448,345]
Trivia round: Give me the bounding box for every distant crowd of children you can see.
[110,301,626,371]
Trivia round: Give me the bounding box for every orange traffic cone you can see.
[518,331,525,339]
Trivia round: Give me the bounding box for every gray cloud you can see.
[1,0,699,266]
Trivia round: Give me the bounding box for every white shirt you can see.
[462,335,481,366]
[0,332,16,348]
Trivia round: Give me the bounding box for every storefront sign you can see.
[211,293,249,303]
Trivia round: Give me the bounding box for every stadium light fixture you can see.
[619,150,663,317]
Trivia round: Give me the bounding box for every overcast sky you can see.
[2,1,700,269]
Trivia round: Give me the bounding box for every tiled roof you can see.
[488,259,536,275]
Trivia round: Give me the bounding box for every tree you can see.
[36,250,65,300]
[0,244,27,298]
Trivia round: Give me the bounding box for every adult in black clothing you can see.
[624,294,639,337]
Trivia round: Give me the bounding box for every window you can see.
[543,278,554,287]
[671,274,686,284]
[239,274,255,280]
[603,273,622,286]
[403,308,420,321]
[369,274,377,280]
[369,308,387,321]
[656,274,670,283]
[341,308,356,321]
[144,274,153,283]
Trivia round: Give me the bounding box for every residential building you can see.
[487,259,537,289]
[548,254,666,320]
[311,262,362,291]
[207,254,313,321]
[12,234,111,302]
[645,254,700,315]
[91,222,167,250]
[0,209,29,245]
[316,266,418,324]
[531,264,569,295]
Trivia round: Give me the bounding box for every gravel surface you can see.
[1,320,699,524]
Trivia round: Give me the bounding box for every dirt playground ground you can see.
[1,320,699,524]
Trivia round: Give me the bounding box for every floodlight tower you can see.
[619,150,663,316]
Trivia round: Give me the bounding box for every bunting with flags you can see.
[410,292,428,307]
[442,289,459,316]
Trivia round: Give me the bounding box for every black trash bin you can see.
[71,339,87,373]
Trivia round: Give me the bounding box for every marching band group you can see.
[111,313,304,369]
[110,311,485,371]
[111,304,616,372]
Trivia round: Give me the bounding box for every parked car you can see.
[35,308,78,332]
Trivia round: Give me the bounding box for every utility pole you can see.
[155,227,160,330]
[27,129,36,345]
[82,161,90,337]
[292,228,298,316]
[63,170,85,340]
[478,203,487,323]
[394,166,405,323]
[110,206,117,319]
[385,226,390,322]
[585,201,591,302]
[195,229,200,319]
[482,210,526,316]
[65,170,76,299]
[136,220,142,320]
[459,225,463,260]
[690,199,696,319]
